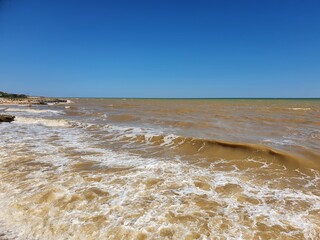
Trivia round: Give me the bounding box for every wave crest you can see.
[5,108,62,114]
[15,117,69,127]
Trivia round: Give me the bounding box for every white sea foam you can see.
[288,108,311,111]
[101,124,181,147]
[0,111,319,239]
[15,116,69,127]
[262,138,295,145]
[160,134,179,146]
[5,108,62,114]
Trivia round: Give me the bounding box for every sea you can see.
[0,98,319,239]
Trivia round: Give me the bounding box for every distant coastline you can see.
[0,91,68,105]
[1,91,319,103]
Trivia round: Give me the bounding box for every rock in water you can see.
[0,114,15,123]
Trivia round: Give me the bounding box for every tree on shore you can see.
[0,91,28,99]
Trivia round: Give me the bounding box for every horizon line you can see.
[55,97,320,100]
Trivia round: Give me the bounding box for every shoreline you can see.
[0,97,69,106]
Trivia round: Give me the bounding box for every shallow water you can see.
[0,99,319,239]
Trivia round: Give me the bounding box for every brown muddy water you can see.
[0,98,319,239]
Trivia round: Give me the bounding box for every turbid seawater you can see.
[0,99,319,239]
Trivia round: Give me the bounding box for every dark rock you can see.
[0,114,15,123]
[38,101,47,105]
[45,98,68,103]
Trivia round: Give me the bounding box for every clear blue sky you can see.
[0,0,319,97]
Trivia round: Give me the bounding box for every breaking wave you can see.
[4,108,63,114]
[66,121,320,171]
[14,116,69,127]
[14,115,319,171]
[0,116,319,239]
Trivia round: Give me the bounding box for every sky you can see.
[0,0,319,98]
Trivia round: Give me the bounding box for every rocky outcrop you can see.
[0,114,15,123]
[0,97,68,105]
[0,91,69,105]
[38,98,68,105]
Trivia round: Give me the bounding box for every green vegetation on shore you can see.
[0,91,28,99]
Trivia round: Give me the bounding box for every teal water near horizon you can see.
[64,97,320,100]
